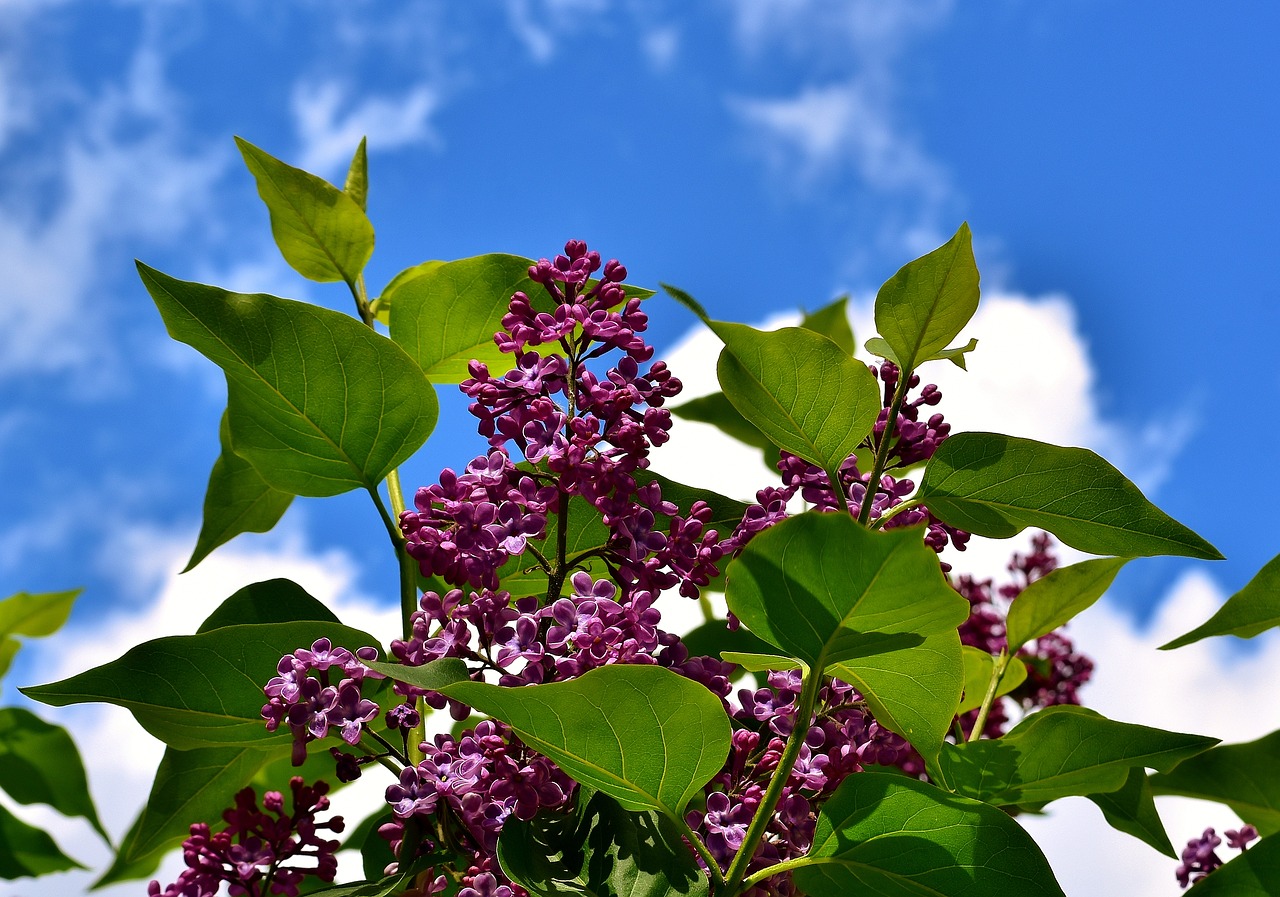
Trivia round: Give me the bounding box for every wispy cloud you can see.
[291,80,442,180]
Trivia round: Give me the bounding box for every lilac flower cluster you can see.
[1176,825,1258,888]
[148,778,342,897]
[260,638,383,765]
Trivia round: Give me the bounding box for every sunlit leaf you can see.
[1005,557,1128,653]
[1161,552,1280,649]
[344,137,368,212]
[0,588,81,641]
[919,432,1222,559]
[790,770,1064,897]
[236,137,374,284]
[939,705,1218,805]
[138,264,437,497]
[956,646,1028,715]
[800,295,855,355]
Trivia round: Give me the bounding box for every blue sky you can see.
[1,2,1278,895]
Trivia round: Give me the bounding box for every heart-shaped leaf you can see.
[919,432,1222,559]
[22,622,380,749]
[138,264,437,497]
[939,705,1218,805]
[873,222,980,375]
[499,788,709,897]
[789,770,1064,897]
[1005,557,1128,653]
[1161,552,1280,649]
[1150,729,1280,835]
[236,137,374,284]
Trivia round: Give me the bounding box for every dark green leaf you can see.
[726,513,968,671]
[443,665,730,819]
[0,707,108,842]
[873,222,980,375]
[633,469,751,535]
[712,322,881,475]
[499,789,709,897]
[236,137,374,284]
[185,412,294,571]
[94,745,278,887]
[1176,831,1280,896]
[830,630,964,761]
[1083,767,1175,857]
[800,295,855,355]
[660,283,711,322]
[344,137,368,212]
[956,646,1028,715]
[1150,729,1280,835]
[22,621,380,749]
[345,809,397,880]
[1005,558,1128,653]
[938,705,1218,805]
[1161,552,1280,649]
[302,874,413,897]
[0,802,84,879]
[919,432,1223,559]
[678,619,776,665]
[791,770,1064,897]
[493,495,612,599]
[196,578,341,633]
[138,264,437,497]
[0,588,81,641]
[670,392,781,464]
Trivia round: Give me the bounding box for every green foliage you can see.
[1005,557,1129,653]
[499,789,709,897]
[939,705,1217,805]
[1084,768,1176,857]
[957,646,1027,714]
[790,770,1064,897]
[138,264,437,497]
[0,707,109,842]
[0,802,84,879]
[919,432,1223,559]
[799,295,856,355]
[1161,551,1280,649]
[1150,729,1280,835]
[195,578,342,633]
[670,392,781,464]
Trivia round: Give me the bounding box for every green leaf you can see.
[725,513,968,671]
[0,802,84,879]
[873,222,980,375]
[0,637,19,681]
[670,392,781,464]
[499,788,709,897]
[302,874,414,897]
[712,321,881,475]
[344,137,368,212]
[419,664,728,820]
[373,259,444,326]
[1161,552,1280,649]
[863,336,901,366]
[678,619,776,665]
[919,432,1223,559]
[1083,767,1175,857]
[364,656,470,693]
[0,707,108,843]
[830,630,964,762]
[138,264,437,497]
[721,652,804,672]
[928,337,979,370]
[492,495,612,599]
[1005,557,1128,653]
[196,578,341,633]
[956,646,1028,715]
[1175,831,1280,896]
[94,744,278,887]
[22,621,380,749]
[1149,729,1280,836]
[0,588,81,641]
[660,282,711,323]
[185,412,294,571]
[938,705,1218,806]
[800,295,855,355]
[236,136,374,284]
[792,770,1064,897]
[633,469,751,535]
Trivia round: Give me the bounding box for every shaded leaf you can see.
[185,412,293,571]
[499,788,709,897]
[22,622,380,749]
[1161,552,1280,649]
[0,707,108,842]
[633,469,751,535]
[873,223,980,375]
[236,137,374,284]
[670,392,781,465]
[939,705,1218,806]
[678,619,776,665]
[712,322,881,475]
[0,802,84,879]
[956,646,1028,715]
[344,137,368,212]
[196,578,341,633]
[1005,557,1128,653]
[1084,767,1175,857]
[1150,729,1280,836]
[303,874,414,897]
[791,770,1064,897]
[919,432,1222,559]
[1177,831,1280,895]
[138,264,437,497]
[800,295,855,355]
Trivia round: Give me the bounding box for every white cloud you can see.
[502,0,611,63]
[291,80,442,180]
[723,0,952,61]
[6,521,401,895]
